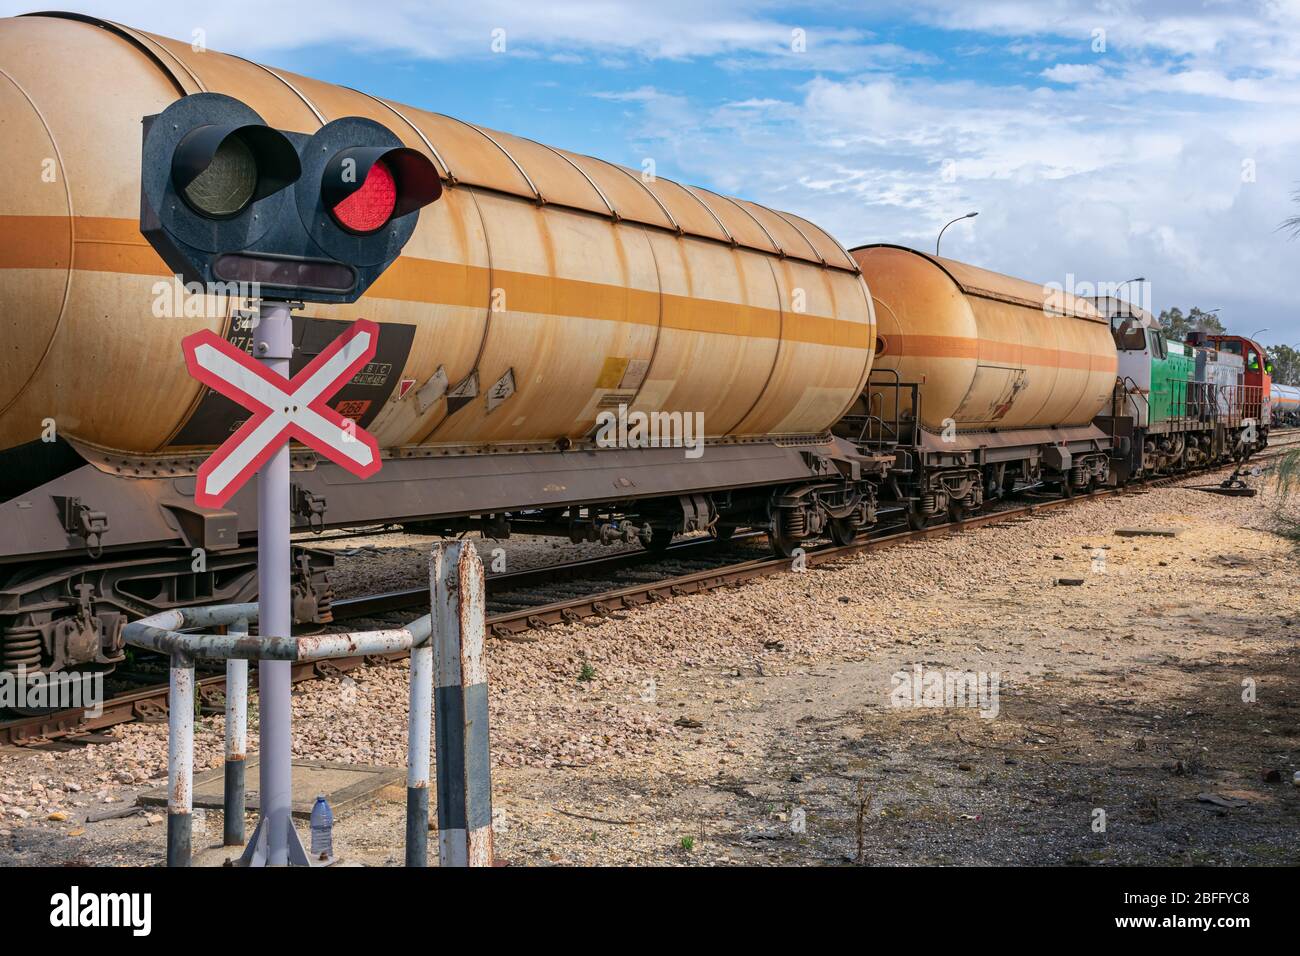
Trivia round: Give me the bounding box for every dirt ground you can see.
[3,468,1298,866]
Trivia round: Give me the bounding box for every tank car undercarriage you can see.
[0,434,890,676]
[855,414,1113,529]
[0,389,1269,681]
[0,546,334,677]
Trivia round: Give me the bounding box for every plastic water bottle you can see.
[310,794,334,861]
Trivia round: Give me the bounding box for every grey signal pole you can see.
[240,300,308,866]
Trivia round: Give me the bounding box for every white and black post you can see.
[431,541,495,867]
[405,605,433,866]
[223,617,249,847]
[166,650,195,867]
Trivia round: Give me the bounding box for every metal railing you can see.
[1176,380,1264,429]
[1118,376,1149,424]
[123,540,494,868]
[846,369,921,448]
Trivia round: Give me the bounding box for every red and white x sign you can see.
[182,319,383,509]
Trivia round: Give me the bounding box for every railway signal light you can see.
[171,123,300,219]
[140,94,444,868]
[330,154,396,233]
[140,93,441,304]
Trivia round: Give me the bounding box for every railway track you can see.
[5,436,1299,748]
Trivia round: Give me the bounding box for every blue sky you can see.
[10,1,1300,341]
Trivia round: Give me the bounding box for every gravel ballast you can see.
[3,469,1298,866]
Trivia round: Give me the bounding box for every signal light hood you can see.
[171,123,301,218]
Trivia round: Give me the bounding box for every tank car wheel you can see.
[641,524,675,554]
[829,517,859,546]
[906,508,929,531]
[948,503,967,523]
[1060,479,1075,499]
[710,523,736,543]
[768,529,803,559]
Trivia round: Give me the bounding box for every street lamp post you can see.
[1115,276,1145,299]
[936,212,978,256]
[1112,277,1145,319]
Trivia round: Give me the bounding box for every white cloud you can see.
[896,0,1287,60]
[599,64,1300,336]
[10,0,1298,336]
[0,0,886,66]
[1041,63,1103,83]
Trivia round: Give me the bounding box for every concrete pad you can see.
[139,757,403,818]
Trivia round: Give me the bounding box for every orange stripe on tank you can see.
[1,215,871,349]
[0,214,72,269]
[889,333,1115,372]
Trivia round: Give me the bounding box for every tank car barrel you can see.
[0,12,873,464]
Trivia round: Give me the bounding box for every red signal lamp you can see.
[332,159,396,233]
[322,147,441,236]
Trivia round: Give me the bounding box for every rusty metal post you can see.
[405,619,433,866]
[432,541,494,867]
[223,617,249,846]
[167,651,194,868]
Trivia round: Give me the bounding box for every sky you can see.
[8,1,1300,342]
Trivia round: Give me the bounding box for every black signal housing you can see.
[140,93,442,304]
